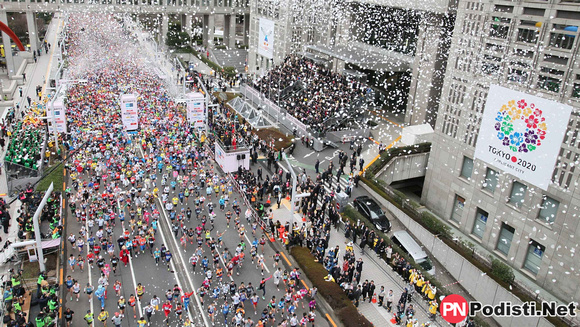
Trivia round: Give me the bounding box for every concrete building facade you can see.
[422,0,580,302]
[247,0,344,74]
[344,0,457,125]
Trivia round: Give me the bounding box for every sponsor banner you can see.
[214,141,250,173]
[120,94,139,131]
[187,92,206,130]
[48,98,67,133]
[258,18,275,59]
[474,85,572,190]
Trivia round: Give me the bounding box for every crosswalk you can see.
[267,151,355,221]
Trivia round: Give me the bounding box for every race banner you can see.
[120,94,139,131]
[258,18,275,59]
[47,98,67,133]
[187,92,206,130]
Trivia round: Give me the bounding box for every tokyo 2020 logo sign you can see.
[494,99,547,153]
[475,85,572,190]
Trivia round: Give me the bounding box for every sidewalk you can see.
[272,199,444,327]
[0,13,62,274]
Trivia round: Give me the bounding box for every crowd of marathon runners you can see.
[54,14,320,327]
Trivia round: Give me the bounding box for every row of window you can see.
[451,194,546,276]
[489,20,577,51]
[498,222,545,275]
[460,156,560,224]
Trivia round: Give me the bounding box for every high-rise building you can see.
[247,0,456,126]
[422,0,580,301]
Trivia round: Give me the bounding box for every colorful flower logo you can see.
[494,99,546,153]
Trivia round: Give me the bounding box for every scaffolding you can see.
[227,96,274,129]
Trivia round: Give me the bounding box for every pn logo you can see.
[494,99,547,154]
[440,294,468,323]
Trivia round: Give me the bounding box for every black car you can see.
[353,196,391,232]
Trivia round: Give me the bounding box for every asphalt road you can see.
[60,138,328,327]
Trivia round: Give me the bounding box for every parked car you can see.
[391,230,436,275]
[353,196,391,233]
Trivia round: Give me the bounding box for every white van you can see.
[390,230,436,275]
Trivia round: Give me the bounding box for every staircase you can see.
[212,49,248,74]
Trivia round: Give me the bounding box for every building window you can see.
[523,240,545,275]
[496,223,515,255]
[507,68,528,83]
[509,181,527,207]
[483,168,498,193]
[451,195,466,223]
[517,28,538,43]
[549,32,575,50]
[573,83,580,98]
[537,76,561,93]
[472,208,488,239]
[482,55,501,75]
[538,196,559,224]
[489,23,509,39]
[460,157,474,179]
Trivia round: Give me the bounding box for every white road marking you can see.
[137,144,209,327]
[243,232,270,274]
[83,207,94,325]
[116,199,143,319]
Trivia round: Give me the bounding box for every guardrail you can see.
[240,84,325,151]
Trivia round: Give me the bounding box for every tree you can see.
[166,20,189,48]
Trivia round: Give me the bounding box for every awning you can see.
[305,42,413,72]
[23,238,61,250]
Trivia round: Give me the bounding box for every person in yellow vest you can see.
[427,285,436,301]
[415,274,425,294]
[409,269,417,284]
[345,241,353,253]
[428,300,438,319]
[421,280,430,299]
[406,318,418,327]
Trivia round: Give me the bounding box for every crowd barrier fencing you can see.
[240,84,325,151]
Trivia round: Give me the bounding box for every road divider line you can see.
[243,232,270,274]
[368,137,380,145]
[300,280,309,291]
[280,252,292,266]
[214,235,234,282]
[116,198,143,319]
[83,206,94,325]
[370,110,402,127]
[361,135,401,175]
[157,198,207,326]
[137,143,209,327]
[326,313,338,327]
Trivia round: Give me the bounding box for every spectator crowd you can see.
[253,56,369,134]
